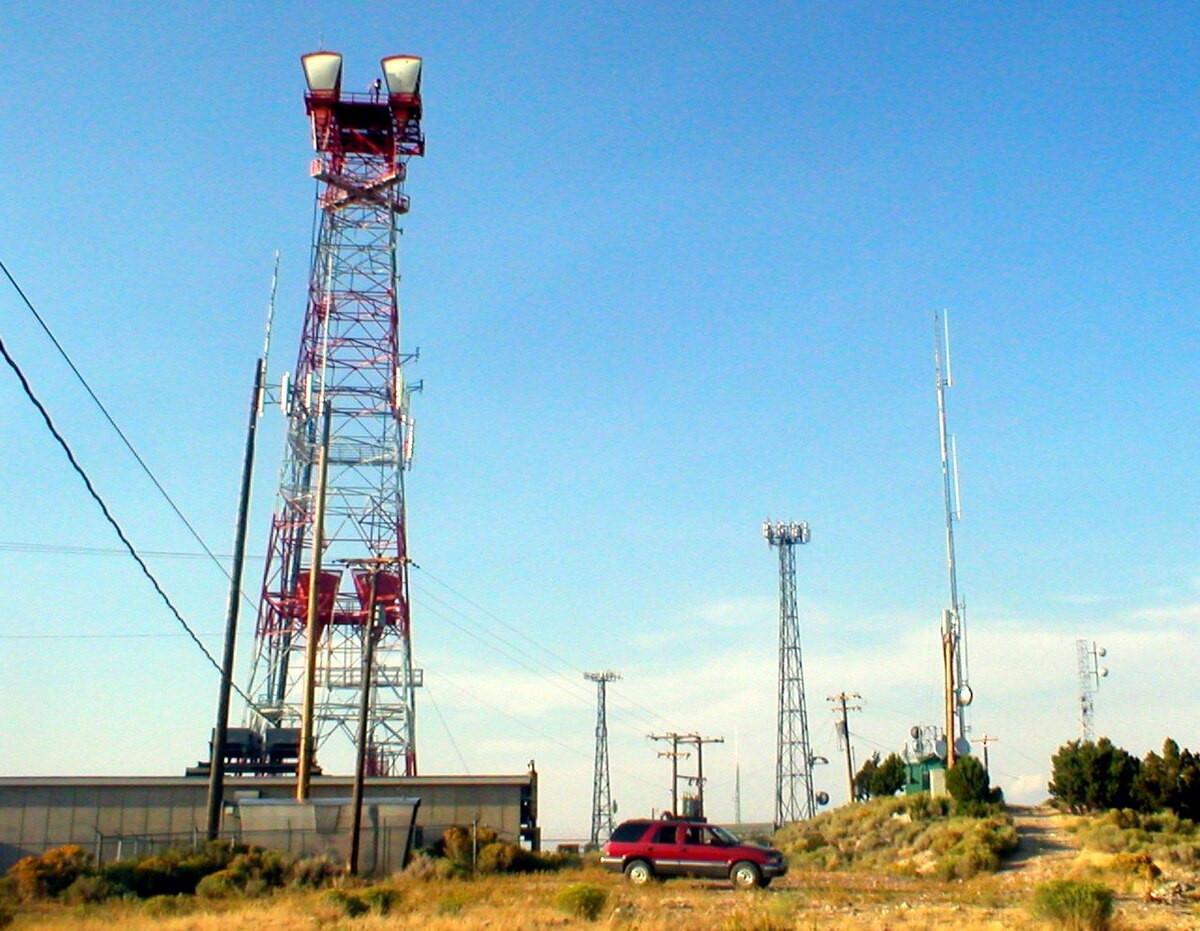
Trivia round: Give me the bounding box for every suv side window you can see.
[684,825,704,845]
[651,824,677,844]
[610,822,647,843]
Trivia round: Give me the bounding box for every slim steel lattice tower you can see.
[585,671,619,845]
[764,520,816,826]
[246,51,426,777]
[1076,639,1108,741]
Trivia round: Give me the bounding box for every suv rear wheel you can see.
[624,859,654,885]
[730,860,763,889]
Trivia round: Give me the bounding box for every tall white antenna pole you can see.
[934,312,972,748]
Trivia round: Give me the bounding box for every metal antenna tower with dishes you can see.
[764,520,818,826]
[934,312,973,766]
[246,51,426,785]
[585,671,620,845]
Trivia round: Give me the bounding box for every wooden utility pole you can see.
[296,400,333,801]
[649,733,689,815]
[972,734,998,774]
[346,557,399,874]
[679,734,724,817]
[827,693,862,801]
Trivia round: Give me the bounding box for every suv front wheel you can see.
[624,859,655,885]
[730,860,764,889]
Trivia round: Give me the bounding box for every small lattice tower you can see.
[246,51,425,777]
[1076,639,1108,741]
[585,671,620,845]
[763,520,816,826]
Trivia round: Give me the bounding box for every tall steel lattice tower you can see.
[1076,639,1108,741]
[247,51,426,777]
[764,520,816,826]
[585,671,619,845]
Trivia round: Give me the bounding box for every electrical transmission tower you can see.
[246,51,426,781]
[764,519,817,826]
[934,312,972,766]
[1076,639,1108,740]
[585,671,619,845]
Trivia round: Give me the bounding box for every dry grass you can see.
[10,808,1200,929]
[5,863,1196,930]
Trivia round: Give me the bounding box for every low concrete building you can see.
[0,772,538,871]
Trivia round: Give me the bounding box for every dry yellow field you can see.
[7,865,1199,930]
[7,809,1200,929]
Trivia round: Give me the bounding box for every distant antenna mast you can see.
[733,728,742,824]
[934,312,972,762]
[585,671,620,845]
[764,519,817,826]
[1076,639,1108,740]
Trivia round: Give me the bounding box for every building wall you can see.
[0,774,537,870]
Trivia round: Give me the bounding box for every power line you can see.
[0,324,258,713]
[423,683,471,774]
[413,564,675,731]
[0,540,260,561]
[0,259,241,590]
[0,631,224,641]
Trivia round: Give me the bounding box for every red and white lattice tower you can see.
[247,51,425,776]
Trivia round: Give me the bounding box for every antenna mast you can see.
[1076,639,1108,740]
[585,671,619,845]
[764,519,817,826]
[934,312,972,761]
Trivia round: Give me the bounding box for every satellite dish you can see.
[910,726,921,739]
[955,737,972,756]
[934,739,947,758]
[1097,647,1107,657]
[1099,668,1109,678]
[957,685,974,706]
[815,791,830,806]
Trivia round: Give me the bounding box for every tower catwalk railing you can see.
[246,52,425,779]
[764,520,816,826]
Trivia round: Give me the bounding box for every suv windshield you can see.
[710,825,740,845]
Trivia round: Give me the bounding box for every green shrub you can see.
[478,841,545,874]
[1109,851,1160,881]
[319,888,369,918]
[195,869,242,899]
[359,885,400,915]
[555,882,607,921]
[6,845,93,899]
[141,893,192,917]
[61,873,121,904]
[288,855,340,888]
[1030,879,1115,930]
[227,848,289,890]
[440,825,499,870]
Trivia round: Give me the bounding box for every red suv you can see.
[600,817,787,888]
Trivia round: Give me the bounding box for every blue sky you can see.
[1,1,1198,841]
